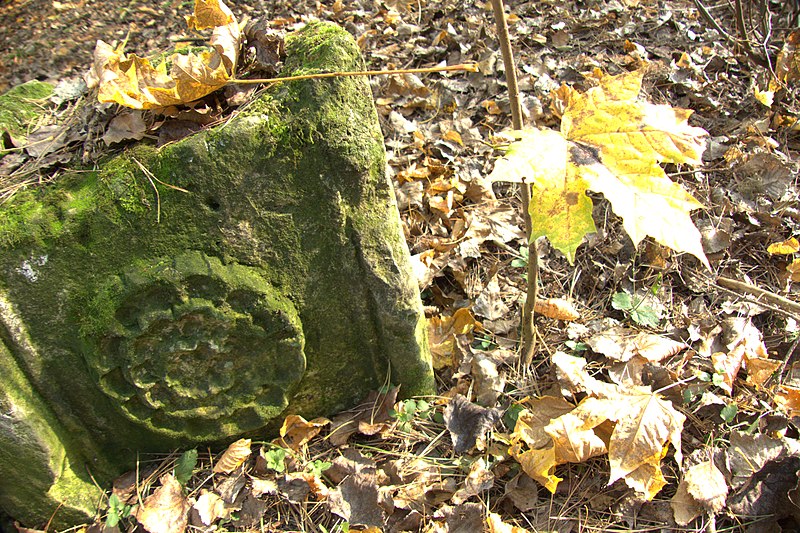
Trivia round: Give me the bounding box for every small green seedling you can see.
[511,245,529,281]
[611,290,661,327]
[390,399,433,432]
[105,494,132,528]
[262,446,287,473]
[306,459,332,478]
[564,340,588,353]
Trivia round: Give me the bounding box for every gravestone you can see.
[0,21,433,527]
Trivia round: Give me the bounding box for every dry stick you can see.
[229,63,478,85]
[488,0,538,368]
[715,275,800,319]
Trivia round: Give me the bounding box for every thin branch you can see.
[229,63,478,85]
[715,275,800,320]
[489,0,538,367]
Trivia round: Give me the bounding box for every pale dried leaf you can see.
[192,490,229,526]
[684,461,728,513]
[278,414,330,451]
[472,353,505,407]
[136,474,191,533]
[487,512,531,533]
[534,297,580,321]
[452,458,494,504]
[213,438,251,473]
[585,326,686,362]
[103,111,147,145]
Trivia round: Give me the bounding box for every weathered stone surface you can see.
[0,21,433,526]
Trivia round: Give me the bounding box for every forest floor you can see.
[2,0,800,531]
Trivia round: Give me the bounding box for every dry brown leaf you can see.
[277,414,330,451]
[452,457,495,504]
[192,490,229,526]
[585,326,686,363]
[443,394,501,454]
[428,308,481,370]
[671,478,702,526]
[103,110,147,145]
[502,472,539,512]
[775,385,800,417]
[432,503,485,532]
[788,258,800,282]
[87,0,240,109]
[711,349,745,395]
[517,355,684,499]
[329,387,399,446]
[533,297,580,321]
[328,464,385,528]
[745,356,781,388]
[607,389,685,496]
[136,474,191,533]
[213,438,251,473]
[472,352,505,407]
[684,461,728,513]
[545,400,609,464]
[487,512,531,533]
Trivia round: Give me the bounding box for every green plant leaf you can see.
[174,448,198,485]
[263,446,287,473]
[489,69,710,267]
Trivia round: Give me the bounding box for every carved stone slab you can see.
[0,22,433,526]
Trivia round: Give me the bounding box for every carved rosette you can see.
[82,251,305,440]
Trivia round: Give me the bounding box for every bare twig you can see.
[230,63,478,85]
[715,275,800,319]
[488,0,538,368]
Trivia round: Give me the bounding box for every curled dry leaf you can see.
[136,474,191,533]
[452,457,494,504]
[533,297,580,321]
[443,394,501,454]
[328,461,386,528]
[585,326,687,363]
[432,503,485,533]
[192,490,229,526]
[487,512,532,533]
[86,0,240,109]
[428,308,481,370]
[472,352,505,407]
[767,237,800,255]
[329,386,399,446]
[277,414,330,451]
[213,438,251,473]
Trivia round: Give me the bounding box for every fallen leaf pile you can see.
[84,0,241,109]
[5,0,800,531]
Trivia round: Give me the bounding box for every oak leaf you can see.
[490,69,709,268]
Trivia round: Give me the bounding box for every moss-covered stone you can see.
[0,80,54,142]
[0,22,432,527]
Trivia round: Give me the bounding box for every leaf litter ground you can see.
[2,0,800,531]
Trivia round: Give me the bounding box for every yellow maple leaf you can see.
[86,0,240,109]
[767,236,800,255]
[511,353,684,499]
[490,69,709,268]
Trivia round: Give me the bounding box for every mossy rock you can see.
[0,21,433,528]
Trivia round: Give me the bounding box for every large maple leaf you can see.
[85,0,240,109]
[490,69,709,268]
[510,352,685,500]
